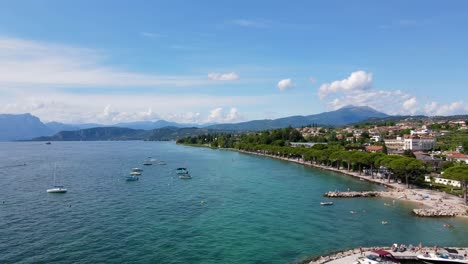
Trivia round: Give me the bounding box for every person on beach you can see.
[359,247,363,256]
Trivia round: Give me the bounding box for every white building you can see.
[434,177,461,188]
[403,136,435,151]
[384,137,404,151]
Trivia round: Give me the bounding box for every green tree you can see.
[444,165,468,205]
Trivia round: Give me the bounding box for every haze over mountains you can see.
[1,106,392,141]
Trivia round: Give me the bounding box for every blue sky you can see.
[0,0,467,124]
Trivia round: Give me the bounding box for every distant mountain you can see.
[147,127,223,141]
[34,127,150,141]
[45,122,80,134]
[0,113,53,140]
[33,126,224,141]
[205,105,389,131]
[114,120,193,130]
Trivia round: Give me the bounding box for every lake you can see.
[0,141,467,263]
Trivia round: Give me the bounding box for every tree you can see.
[444,165,468,205]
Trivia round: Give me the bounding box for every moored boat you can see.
[126,175,139,181]
[130,171,141,176]
[417,248,468,264]
[320,201,334,206]
[132,168,143,172]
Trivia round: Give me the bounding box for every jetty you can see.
[413,208,467,217]
[324,191,383,198]
[307,246,468,264]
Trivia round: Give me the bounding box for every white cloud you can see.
[402,97,417,111]
[230,19,271,28]
[140,32,162,38]
[423,101,468,116]
[277,79,294,91]
[318,71,372,99]
[207,107,243,123]
[319,71,468,116]
[207,72,240,81]
[0,37,209,88]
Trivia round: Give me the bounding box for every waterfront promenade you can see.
[235,149,468,217]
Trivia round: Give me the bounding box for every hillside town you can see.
[295,118,468,192]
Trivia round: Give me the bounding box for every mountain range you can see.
[1,106,390,141]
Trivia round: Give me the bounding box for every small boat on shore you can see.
[417,248,468,263]
[320,201,334,206]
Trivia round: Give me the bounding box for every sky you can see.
[0,0,467,124]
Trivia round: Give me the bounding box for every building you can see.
[365,145,383,153]
[403,135,435,151]
[446,153,468,164]
[425,175,461,188]
[289,142,327,148]
[384,137,404,151]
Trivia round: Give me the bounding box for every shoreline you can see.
[228,148,467,217]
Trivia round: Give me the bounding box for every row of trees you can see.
[234,142,426,188]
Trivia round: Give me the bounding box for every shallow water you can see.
[0,141,467,263]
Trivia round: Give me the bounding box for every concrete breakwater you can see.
[307,246,468,264]
[413,208,467,217]
[324,191,383,198]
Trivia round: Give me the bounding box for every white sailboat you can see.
[47,164,67,193]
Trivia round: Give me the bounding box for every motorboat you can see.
[143,160,152,165]
[130,171,141,176]
[356,250,400,264]
[176,168,189,175]
[158,161,167,165]
[320,201,334,206]
[45,142,51,145]
[132,168,143,172]
[417,248,468,263]
[126,175,139,181]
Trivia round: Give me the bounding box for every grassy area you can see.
[421,182,464,197]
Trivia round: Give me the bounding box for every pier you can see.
[324,191,383,198]
[307,246,468,264]
[413,208,467,217]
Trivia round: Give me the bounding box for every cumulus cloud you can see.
[318,71,468,116]
[207,72,240,81]
[402,97,417,112]
[318,71,372,99]
[207,107,242,123]
[277,79,294,91]
[423,101,468,116]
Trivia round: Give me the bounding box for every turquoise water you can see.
[0,141,467,264]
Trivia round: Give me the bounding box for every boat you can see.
[132,168,143,172]
[179,174,192,179]
[176,168,191,179]
[417,248,468,264]
[130,171,141,176]
[320,201,334,206]
[45,142,51,145]
[158,161,167,165]
[47,164,67,193]
[126,175,139,181]
[143,160,152,165]
[356,250,400,264]
[176,168,189,175]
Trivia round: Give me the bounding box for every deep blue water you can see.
[0,141,467,264]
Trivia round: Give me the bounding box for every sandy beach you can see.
[235,149,468,217]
